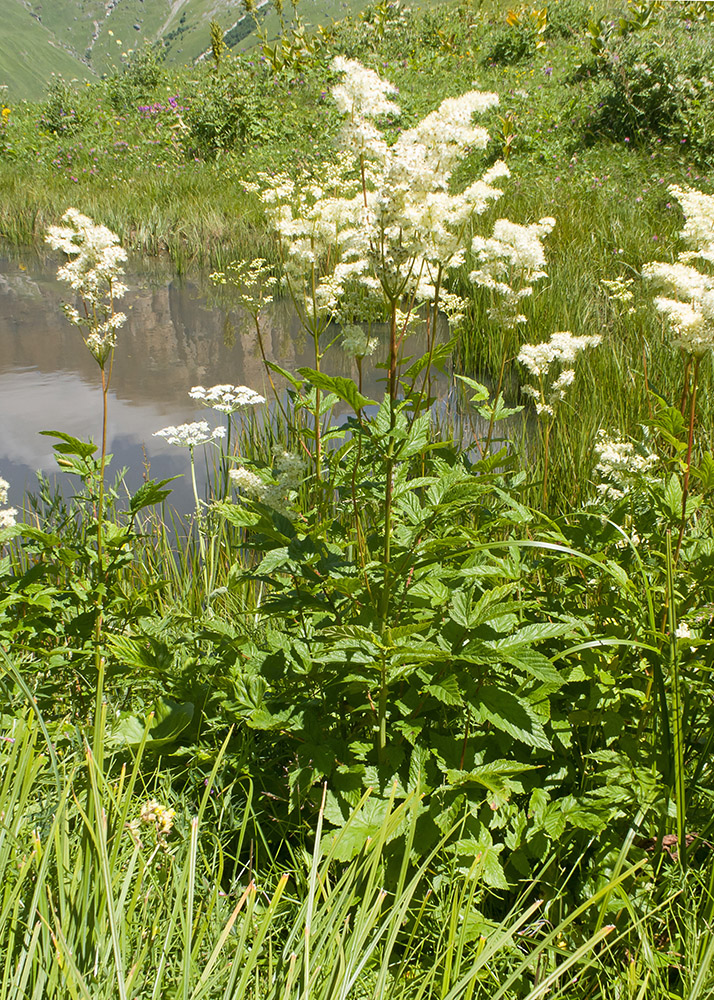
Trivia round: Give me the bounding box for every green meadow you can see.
[2,1,714,996]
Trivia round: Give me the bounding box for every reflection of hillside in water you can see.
[0,251,452,507]
[0,253,448,406]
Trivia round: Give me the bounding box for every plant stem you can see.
[92,364,109,769]
[674,355,700,564]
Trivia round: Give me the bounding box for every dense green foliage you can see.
[2,1,714,996]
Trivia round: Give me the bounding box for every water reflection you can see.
[0,251,451,513]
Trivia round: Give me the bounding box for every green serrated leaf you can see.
[130,477,178,513]
[297,368,374,411]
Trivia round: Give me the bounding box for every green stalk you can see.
[91,362,110,770]
[666,530,687,868]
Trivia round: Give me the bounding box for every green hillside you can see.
[2,0,381,100]
[0,0,95,99]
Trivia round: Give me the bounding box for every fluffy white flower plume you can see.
[153,421,226,448]
[246,61,508,348]
[518,331,601,419]
[331,57,401,119]
[643,185,714,356]
[470,217,555,328]
[594,431,658,500]
[46,209,128,367]
[190,384,266,413]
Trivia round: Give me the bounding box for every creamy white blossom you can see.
[0,508,16,529]
[470,217,555,328]
[518,331,601,419]
[594,431,658,500]
[230,466,265,498]
[246,62,508,342]
[189,384,266,413]
[153,422,226,448]
[0,473,16,529]
[331,57,401,119]
[46,209,128,366]
[643,186,714,356]
[230,448,304,518]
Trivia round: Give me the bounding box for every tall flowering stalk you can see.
[517,331,601,505]
[643,184,714,560]
[470,216,556,451]
[46,209,128,763]
[243,59,509,755]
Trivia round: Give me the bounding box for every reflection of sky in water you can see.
[0,251,454,514]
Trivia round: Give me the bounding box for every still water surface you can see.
[0,251,449,513]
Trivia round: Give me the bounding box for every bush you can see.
[106,45,166,112]
[483,21,538,65]
[39,76,87,135]
[587,17,714,163]
[183,68,269,158]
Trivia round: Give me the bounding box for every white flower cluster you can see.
[0,475,16,529]
[331,56,401,119]
[46,208,128,367]
[246,60,508,335]
[189,384,266,413]
[518,331,601,418]
[470,217,555,328]
[230,448,305,518]
[594,431,658,500]
[643,185,714,356]
[153,421,226,449]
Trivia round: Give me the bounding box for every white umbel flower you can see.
[153,422,226,448]
[189,384,266,413]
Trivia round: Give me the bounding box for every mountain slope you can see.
[2,0,381,100]
[0,0,95,99]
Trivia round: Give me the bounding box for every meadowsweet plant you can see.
[643,184,714,557]
[45,209,128,763]
[594,431,658,501]
[518,330,601,502]
[230,447,305,519]
[469,215,556,450]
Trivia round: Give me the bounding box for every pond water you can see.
[0,251,455,515]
